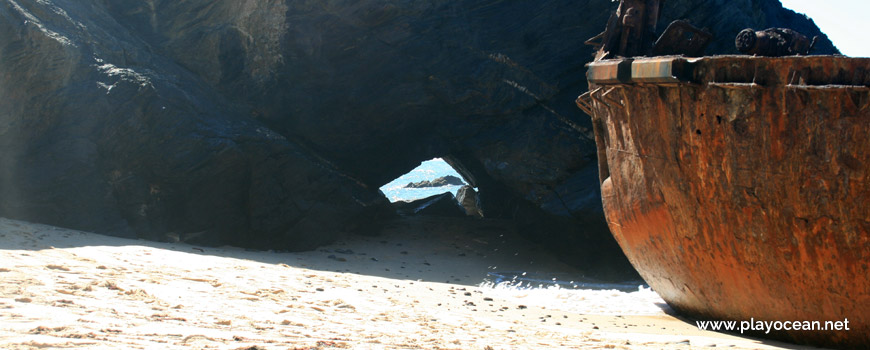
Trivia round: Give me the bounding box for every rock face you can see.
[394,193,467,218]
[404,176,465,189]
[0,0,836,276]
[456,186,483,218]
[0,0,392,250]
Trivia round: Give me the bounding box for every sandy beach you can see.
[0,216,824,350]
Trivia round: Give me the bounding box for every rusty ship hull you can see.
[579,55,870,348]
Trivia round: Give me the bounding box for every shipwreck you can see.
[578,1,869,348]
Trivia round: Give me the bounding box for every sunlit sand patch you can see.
[0,217,810,349]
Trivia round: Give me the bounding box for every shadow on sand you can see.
[0,216,827,350]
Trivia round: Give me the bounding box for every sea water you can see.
[479,282,668,315]
[479,272,668,316]
[379,158,469,202]
[381,159,666,315]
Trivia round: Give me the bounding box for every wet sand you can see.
[0,217,824,349]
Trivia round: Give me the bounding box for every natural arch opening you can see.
[379,158,473,202]
[372,157,642,287]
[379,158,482,217]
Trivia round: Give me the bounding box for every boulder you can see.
[0,0,836,276]
[404,175,465,189]
[456,186,483,218]
[393,193,467,218]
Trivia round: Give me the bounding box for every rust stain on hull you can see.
[583,56,870,349]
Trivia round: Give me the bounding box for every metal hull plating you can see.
[581,56,870,348]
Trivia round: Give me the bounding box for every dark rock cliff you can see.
[0,0,836,278]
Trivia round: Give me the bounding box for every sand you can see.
[0,216,823,350]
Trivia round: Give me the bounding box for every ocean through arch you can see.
[379,158,476,203]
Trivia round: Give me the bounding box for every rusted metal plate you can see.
[586,0,665,59]
[652,20,712,56]
[584,55,870,349]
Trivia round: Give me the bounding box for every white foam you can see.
[478,282,670,316]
